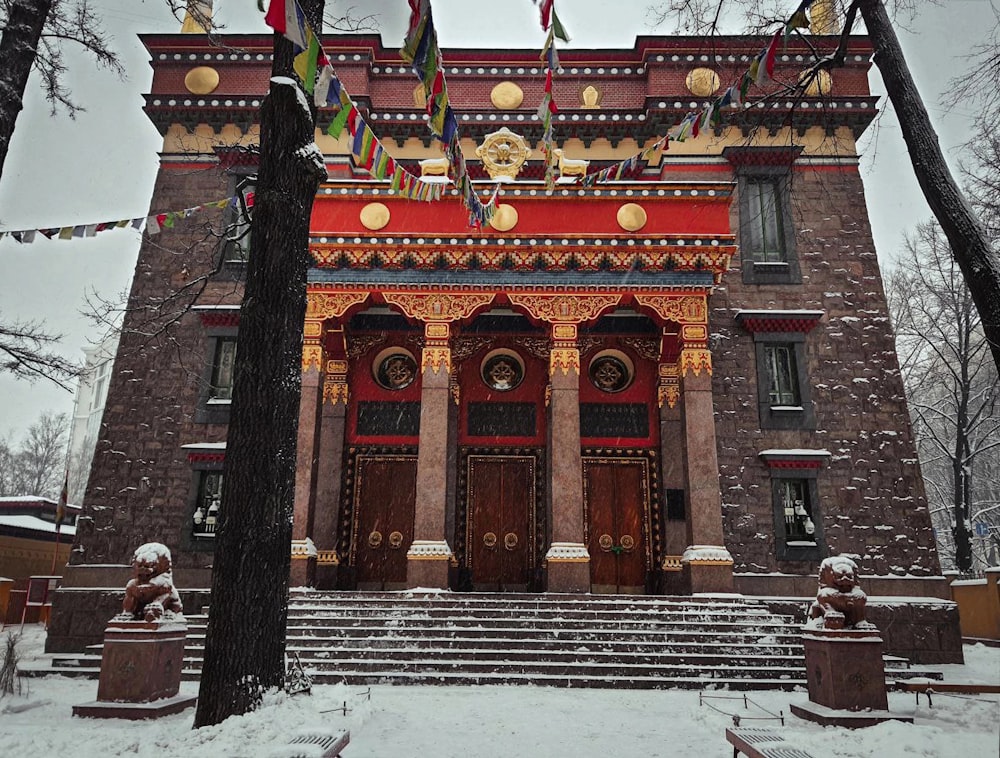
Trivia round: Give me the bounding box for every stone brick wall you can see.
[761,597,963,665]
[711,163,940,578]
[71,164,242,571]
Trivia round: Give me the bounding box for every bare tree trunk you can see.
[0,0,53,183]
[859,0,1000,372]
[194,0,327,727]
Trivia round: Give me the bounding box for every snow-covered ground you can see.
[1,625,998,757]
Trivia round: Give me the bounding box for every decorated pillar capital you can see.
[422,321,451,375]
[323,358,349,405]
[548,322,580,376]
[302,318,325,373]
[678,323,712,377]
[658,362,680,409]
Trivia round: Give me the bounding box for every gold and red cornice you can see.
[310,242,734,283]
[381,292,495,323]
[507,293,622,325]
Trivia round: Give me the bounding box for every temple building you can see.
[48,13,950,651]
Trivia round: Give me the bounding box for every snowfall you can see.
[1,625,997,757]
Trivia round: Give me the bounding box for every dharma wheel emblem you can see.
[475,127,532,181]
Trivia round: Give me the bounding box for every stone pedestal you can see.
[789,628,909,728]
[545,543,591,593]
[73,619,196,719]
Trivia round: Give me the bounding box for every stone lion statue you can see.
[808,555,873,630]
[120,542,184,622]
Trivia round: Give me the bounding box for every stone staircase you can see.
[38,591,812,690]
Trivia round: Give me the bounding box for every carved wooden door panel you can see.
[583,457,649,593]
[467,456,534,591]
[352,455,417,590]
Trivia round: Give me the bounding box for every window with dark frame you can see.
[192,470,223,538]
[763,343,800,408]
[209,337,237,402]
[745,177,786,263]
[777,478,816,546]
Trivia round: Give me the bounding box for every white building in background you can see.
[66,333,119,504]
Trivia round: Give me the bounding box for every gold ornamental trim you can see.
[327,359,348,375]
[661,554,683,571]
[316,549,339,566]
[311,244,735,280]
[388,531,404,549]
[634,294,708,325]
[382,292,495,323]
[306,290,369,320]
[507,293,621,324]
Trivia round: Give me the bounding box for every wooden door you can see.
[583,457,650,593]
[352,455,417,590]
[467,456,534,591]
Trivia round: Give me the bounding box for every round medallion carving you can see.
[489,203,518,232]
[481,350,525,392]
[368,530,383,548]
[490,81,524,110]
[599,534,614,551]
[360,202,390,231]
[504,532,519,551]
[589,350,634,393]
[184,66,220,95]
[388,531,404,549]
[620,534,636,551]
[685,68,720,97]
[616,203,647,231]
[483,531,498,549]
[374,350,418,390]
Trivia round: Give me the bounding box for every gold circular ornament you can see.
[620,534,636,551]
[388,531,404,549]
[368,530,383,548]
[483,531,498,549]
[490,81,524,110]
[800,69,832,97]
[475,127,532,180]
[685,68,720,97]
[184,66,220,95]
[489,204,519,232]
[504,532,519,551]
[598,534,614,551]
[360,202,390,231]
[616,203,647,232]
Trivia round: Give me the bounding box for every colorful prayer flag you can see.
[264,0,308,50]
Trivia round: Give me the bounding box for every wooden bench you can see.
[254,729,349,758]
[893,680,1000,707]
[725,727,816,758]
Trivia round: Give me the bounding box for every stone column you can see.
[313,328,349,590]
[544,323,590,592]
[406,322,454,588]
[677,323,733,593]
[657,360,686,592]
[290,317,323,587]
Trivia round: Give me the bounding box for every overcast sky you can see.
[0,0,993,440]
